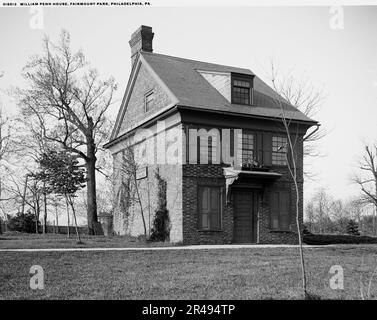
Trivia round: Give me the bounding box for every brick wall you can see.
[257,180,303,244]
[180,133,305,245]
[182,164,233,244]
[112,93,306,245]
[255,135,304,244]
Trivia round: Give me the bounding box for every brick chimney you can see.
[129,25,154,67]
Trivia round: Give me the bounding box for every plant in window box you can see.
[241,159,253,171]
[242,159,269,172]
[250,160,270,172]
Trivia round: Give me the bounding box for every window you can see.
[272,136,288,165]
[197,129,220,164]
[208,136,214,164]
[236,132,255,167]
[198,186,222,230]
[232,79,251,105]
[145,90,154,112]
[270,191,290,230]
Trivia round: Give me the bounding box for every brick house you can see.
[104,25,318,244]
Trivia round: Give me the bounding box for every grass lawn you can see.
[1,244,377,299]
[0,232,173,249]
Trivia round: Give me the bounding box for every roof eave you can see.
[176,104,318,126]
[103,103,179,149]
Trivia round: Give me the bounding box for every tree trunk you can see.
[0,177,1,234]
[0,175,2,235]
[43,191,47,234]
[0,174,2,235]
[67,195,82,243]
[35,199,40,234]
[55,204,59,234]
[66,198,70,238]
[86,135,98,235]
[21,175,28,215]
[375,183,377,236]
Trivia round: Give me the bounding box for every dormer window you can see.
[145,90,155,112]
[231,74,253,106]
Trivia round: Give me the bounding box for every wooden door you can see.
[233,190,257,243]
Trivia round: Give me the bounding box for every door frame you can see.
[232,187,260,243]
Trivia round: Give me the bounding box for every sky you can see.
[0,5,376,204]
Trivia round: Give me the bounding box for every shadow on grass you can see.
[305,292,322,300]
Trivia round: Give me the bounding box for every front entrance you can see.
[233,190,258,243]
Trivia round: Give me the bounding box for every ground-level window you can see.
[198,186,222,230]
[272,136,288,166]
[270,191,290,230]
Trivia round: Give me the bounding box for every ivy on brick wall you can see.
[149,169,170,242]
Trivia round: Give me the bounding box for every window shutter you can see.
[209,188,221,229]
[257,134,263,164]
[199,187,221,230]
[262,133,272,166]
[270,191,290,230]
[199,187,210,229]
[270,191,279,229]
[279,191,290,230]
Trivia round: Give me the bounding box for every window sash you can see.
[198,186,222,230]
[236,132,255,166]
[270,191,290,230]
[145,91,155,112]
[272,136,288,165]
[199,135,219,164]
[232,79,251,105]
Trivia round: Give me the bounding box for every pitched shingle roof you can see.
[141,51,317,124]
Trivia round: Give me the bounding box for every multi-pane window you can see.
[208,136,214,164]
[145,91,155,112]
[198,130,220,164]
[232,79,251,105]
[198,186,222,230]
[272,136,288,165]
[270,191,290,230]
[236,132,254,167]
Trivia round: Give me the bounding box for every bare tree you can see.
[352,143,377,234]
[14,30,117,234]
[270,63,309,299]
[311,188,333,234]
[344,197,366,233]
[263,63,324,179]
[5,172,43,233]
[305,201,315,233]
[51,195,63,234]
[0,107,16,205]
[329,199,349,234]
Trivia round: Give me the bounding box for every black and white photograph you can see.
[0,0,377,308]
